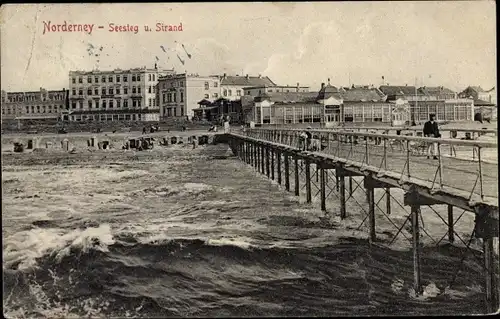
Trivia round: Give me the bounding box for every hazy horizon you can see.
[0,2,496,93]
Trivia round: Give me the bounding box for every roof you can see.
[468,86,485,93]
[197,99,212,105]
[418,86,456,96]
[379,85,420,96]
[474,99,496,106]
[255,92,318,103]
[221,75,276,87]
[340,87,385,102]
[317,84,342,100]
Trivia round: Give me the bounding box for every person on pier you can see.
[423,114,440,160]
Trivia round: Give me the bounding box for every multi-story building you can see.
[219,74,276,101]
[1,88,69,122]
[250,81,410,126]
[67,66,174,122]
[156,73,221,119]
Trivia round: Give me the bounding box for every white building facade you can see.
[156,74,221,119]
[68,66,174,122]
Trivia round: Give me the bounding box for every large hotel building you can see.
[1,88,69,122]
[67,66,174,122]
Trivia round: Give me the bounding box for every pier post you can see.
[253,143,257,168]
[277,151,282,185]
[411,204,422,295]
[339,168,346,219]
[249,143,253,166]
[284,153,290,191]
[294,156,300,196]
[475,205,499,313]
[367,180,376,243]
[316,165,319,183]
[484,238,499,313]
[305,159,312,203]
[271,149,275,180]
[261,145,265,175]
[386,188,391,215]
[320,166,326,211]
[245,142,249,164]
[349,176,353,197]
[447,205,454,243]
[266,147,270,178]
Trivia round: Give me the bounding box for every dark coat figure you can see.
[423,115,440,159]
[142,127,147,135]
[423,118,440,137]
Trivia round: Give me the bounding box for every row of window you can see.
[162,92,184,103]
[160,81,186,89]
[222,89,241,97]
[68,114,147,122]
[5,94,65,103]
[71,99,146,109]
[2,104,65,114]
[72,73,155,84]
[72,86,145,96]
[164,107,184,117]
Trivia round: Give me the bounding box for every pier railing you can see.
[242,128,498,202]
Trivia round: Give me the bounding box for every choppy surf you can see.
[2,147,490,317]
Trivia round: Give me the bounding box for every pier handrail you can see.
[256,125,498,135]
[241,128,498,201]
[246,128,498,148]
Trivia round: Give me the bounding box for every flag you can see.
[155,56,159,61]
[160,45,166,53]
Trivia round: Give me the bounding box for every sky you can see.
[0,2,496,93]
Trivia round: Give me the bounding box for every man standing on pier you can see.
[423,114,440,160]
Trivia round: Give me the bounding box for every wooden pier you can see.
[224,127,499,313]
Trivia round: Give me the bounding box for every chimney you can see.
[327,78,331,85]
[405,84,407,86]
[321,83,325,89]
[258,74,262,78]
[246,74,249,79]
[223,73,227,79]
[297,82,299,87]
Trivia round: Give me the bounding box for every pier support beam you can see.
[483,238,499,313]
[474,205,500,313]
[349,176,353,197]
[305,160,312,203]
[448,205,454,243]
[411,204,422,295]
[285,154,290,191]
[366,182,376,243]
[271,149,275,180]
[339,174,346,219]
[320,166,326,211]
[277,151,282,185]
[261,145,265,175]
[386,188,391,215]
[265,147,270,178]
[294,156,300,196]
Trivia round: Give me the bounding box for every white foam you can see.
[3,224,114,271]
[206,237,255,250]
